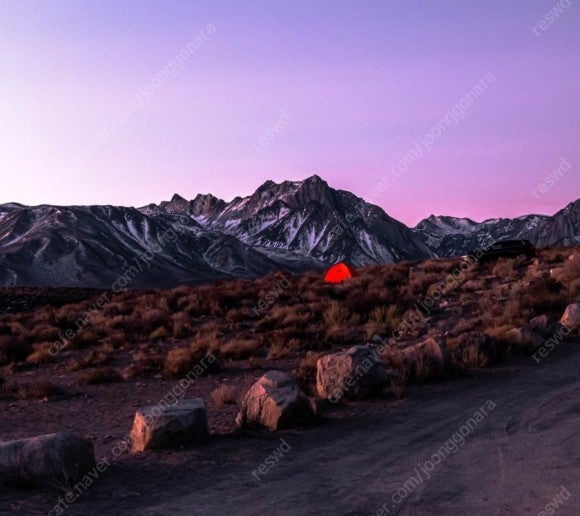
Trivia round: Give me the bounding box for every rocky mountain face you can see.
[156,175,433,267]
[0,176,431,288]
[413,199,580,256]
[0,176,577,288]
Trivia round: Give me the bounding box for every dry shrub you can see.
[163,346,219,378]
[342,289,393,316]
[414,354,436,381]
[421,259,457,274]
[25,343,54,365]
[20,380,64,400]
[484,324,513,342]
[107,331,126,349]
[150,326,171,341]
[460,344,490,368]
[554,255,580,301]
[28,324,60,343]
[370,305,398,326]
[323,302,360,333]
[265,305,313,329]
[191,327,221,355]
[67,350,111,371]
[0,336,32,365]
[264,334,299,360]
[294,351,322,396]
[450,317,482,337]
[519,277,567,315]
[70,330,100,349]
[492,258,518,279]
[210,384,239,406]
[124,350,163,378]
[323,301,350,328]
[492,298,531,328]
[541,249,567,265]
[382,346,441,382]
[570,278,580,302]
[267,340,289,360]
[388,366,410,399]
[78,367,122,385]
[407,271,444,296]
[140,309,171,331]
[381,346,406,369]
[366,305,401,338]
[452,332,502,368]
[163,348,201,378]
[219,339,261,361]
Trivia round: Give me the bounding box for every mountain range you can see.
[0,175,577,288]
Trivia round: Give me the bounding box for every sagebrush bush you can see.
[67,350,111,371]
[20,380,64,400]
[294,351,322,397]
[25,343,54,365]
[210,384,239,406]
[0,336,31,365]
[78,367,122,385]
[163,347,202,378]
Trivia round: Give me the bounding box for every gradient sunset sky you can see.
[1,0,578,225]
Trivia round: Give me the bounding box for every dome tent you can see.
[323,262,358,283]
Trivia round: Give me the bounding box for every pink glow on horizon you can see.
[0,1,578,226]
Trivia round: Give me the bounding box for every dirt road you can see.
[6,341,579,515]
[127,344,580,514]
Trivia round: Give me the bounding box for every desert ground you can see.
[2,338,578,515]
[0,247,578,515]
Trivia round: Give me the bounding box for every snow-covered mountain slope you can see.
[0,176,431,287]
[0,205,283,288]
[0,176,577,288]
[413,200,579,256]
[150,175,434,267]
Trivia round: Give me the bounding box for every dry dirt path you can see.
[136,341,580,516]
[6,341,578,516]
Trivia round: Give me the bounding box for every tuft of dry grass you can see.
[219,339,262,361]
[25,343,54,365]
[0,336,32,365]
[210,384,239,406]
[294,351,322,396]
[1,379,65,400]
[163,348,201,378]
[149,326,171,341]
[67,350,111,371]
[452,332,500,368]
[388,366,410,399]
[78,367,122,385]
[492,258,518,280]
[414,354,436,382]
[460,345,490,368]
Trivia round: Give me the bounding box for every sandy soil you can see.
[2,339,578,515]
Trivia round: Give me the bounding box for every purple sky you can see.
[1,0,578,225]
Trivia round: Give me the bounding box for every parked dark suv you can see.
[478,239,537,263]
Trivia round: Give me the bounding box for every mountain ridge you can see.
[0,176,577,288]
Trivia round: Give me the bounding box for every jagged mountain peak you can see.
[0,179,577,288]
[170,193,187,203]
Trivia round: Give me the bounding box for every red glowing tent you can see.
[324,262,358,283]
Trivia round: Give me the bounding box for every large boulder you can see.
[505,327,544,351]
[560,304,580,332]
[130,399,209,453]
[236,371,313,430]
[316,345,390,402]
[0,433,95,487]
[401,337,450,370]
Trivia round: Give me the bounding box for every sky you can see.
[0,0,579,226]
